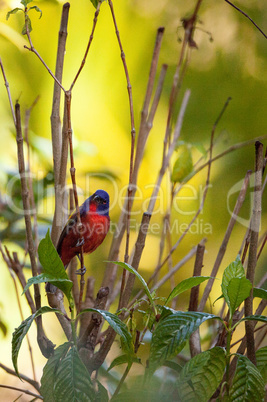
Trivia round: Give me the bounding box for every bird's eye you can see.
[102,200,107,205]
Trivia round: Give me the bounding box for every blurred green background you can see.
[0,0,266,398]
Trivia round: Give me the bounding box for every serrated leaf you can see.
[227,276,252,316]
[177,347,226,401]
[54,346,95,401]
[12,307,61,377]
[149,311,221,373]
[37,230,73,301]
[6,8,23,20]
[221,255,246,318]
[95,380,109,402]
[40,342,70,402]
[253,287,267,300]
[165,276,211,306]
[230,355,265,401]
[29,6,42,18]
[108,354,141,371]
[256,346,267,384]
[171,146,193,183]
[110,261,156,312]
[78,308,134,355]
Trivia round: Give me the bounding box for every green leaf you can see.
[221,255,249,318]
[37,230,73,302]
[165,276,211,306]
[6,8,23,20]
[108,354,141,371]
[163,360,183,373]
[253,287,267,300]
[23,274,72,295]
[256,346,267,384]
[241,315,267,324]
[149,311,221,373]
[29,6,42,18]
[12,307,60,377]
[21,0,33,6]
[230,355,265,401]
[40,342,70,402]
[78,308,134,355]
[110,261,156,313]
[54,346,95,401]
[90,0,99,9]
[192,142,207,158]
[227,276,252,316]
[171,145,193,183]
[22,15,32,35]
[177,347,226,401]
[95,380,109,402]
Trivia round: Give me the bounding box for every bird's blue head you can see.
[87,189,110,216]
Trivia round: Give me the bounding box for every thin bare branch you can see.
[0,58,16,125]
[198,170,251,311]
[189,242,205,357]
[245,141,263,365]
[107,0,136,273]
[0,384,42,399]
[225,0,267,40]
[0,362,40,392]
[51,2,70,186]
[15,102,54,358]
[70,2,101,91]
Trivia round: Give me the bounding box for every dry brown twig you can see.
[244,141,263,365]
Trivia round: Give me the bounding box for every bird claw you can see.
[76,266,87,275]
[75,237,85,248]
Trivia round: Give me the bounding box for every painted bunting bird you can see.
[57,189,110,267]
[46,190,110,293]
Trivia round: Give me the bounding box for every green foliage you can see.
[256,346,267,383]
[40,342,70,402]
[90,0,100,9]
[36,229,73,303]
[108,354,141,371]
[171,144,193,183]
[253,287,267,300]
[78,308,134,356]
[221,255,251,318]
[148,311,221,373]
[12,306,62,377]
[111,261,157,313]
[6,0,42,35]
[165,276,211,306]
[230,355,265,401]
[177,347,226,401]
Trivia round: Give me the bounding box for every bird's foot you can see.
[75,236,85,248]
[76,266,87,275]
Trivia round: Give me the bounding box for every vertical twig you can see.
[15,102,54,358]
[0,58,16,125]
[103,53,167,292]
[198,169,251,311]
[245,141,263,365]
[70,2,101,91]
[51,2,70,187]
[189,243,205,357]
